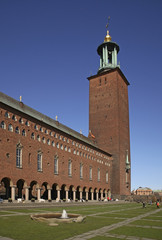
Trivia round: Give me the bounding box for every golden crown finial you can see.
[104,16,112,42]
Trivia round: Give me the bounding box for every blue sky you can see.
[0,0,162,191]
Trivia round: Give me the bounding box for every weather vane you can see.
[106,16,110,30]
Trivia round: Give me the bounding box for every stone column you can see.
[66,190,68,201]
[48,188,52,200]
[24,187,29,201]
[37,188,41,201]
[101,192,103,200]
[91,192,94,201]
[73,191,76,201]
[86,191,88,201]
[96,192,99,201]
[11,185,16,201]
[57,190,60,201]
[80,191,82,200]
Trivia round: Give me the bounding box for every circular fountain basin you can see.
[31,212,85,226]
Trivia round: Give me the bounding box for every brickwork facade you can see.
[88,68,131,196]
[0,93,112,201]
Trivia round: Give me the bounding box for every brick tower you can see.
[88,29,131,196]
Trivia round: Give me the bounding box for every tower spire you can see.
[97,18,120,73]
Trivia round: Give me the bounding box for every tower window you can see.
[54,155,58,174]
[80,163,83,179]
[68,160,72,176]
[98,168,100,182]
[16,144,22,168]
[89,166,92,180]
[37,151,42,172]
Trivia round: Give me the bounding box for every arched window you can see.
[54,155,58,174]
[31,132,35,140]
[37,151,42,172]
[0,121,6,129]
[25,120,30,126]
[12,115,16,121]
[37,135,40,141]
[40,127,43,132]
[47,139,50,145]
[68,147,71,153]
[16,143,23,168]
[52,141,55,147]
[60,144,63,150]
[22,129,26,136]
[45,129,48,134]
[5,111,10,118]
[42,137,46,144]
[64,145,67,151]
[15,126,20,134]
[68,160,72,176]
[56,142,59,148]
[8,124,13,132]
[34,124,38,130]
[19,118,24,124]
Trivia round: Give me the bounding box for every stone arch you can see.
[99,188,102,200]
[68,185,74,200]
[51,183,59,200]
[0,177,11,199]
[94,188,98,200]
[29,180,38,200]
[76,186,82,200]
[88,187,92,200]
[16,179,26,199]
[41,182,49,200]
[60,184,66,200]
[103,189,106,198]
[82,187,87,200]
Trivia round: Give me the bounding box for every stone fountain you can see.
[31,209,85,226]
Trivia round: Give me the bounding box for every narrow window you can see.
[60,144,63,150]
[47,139,50,145]
[34,124,38,130]
[37,151,42,172]
[106,171,108,183]
[89,166,92,180]
[54,155,58,174]
[52,141,55,147]
[68,160,72,176]
[42,137,46,144]
[98,168,100,182]
[56,142,59,148]
[80,163,83,179]
[16,144,22,168]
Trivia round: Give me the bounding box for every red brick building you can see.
[0,30,131,201]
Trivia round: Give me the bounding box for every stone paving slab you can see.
[64,208,162,240]
[0,237,14,240]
